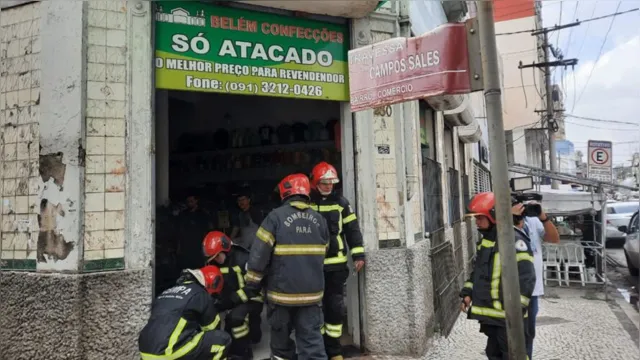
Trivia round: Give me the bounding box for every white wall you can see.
[495,16,544,131]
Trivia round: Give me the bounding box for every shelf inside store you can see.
[172,165,310,186]
[171,140,336,160]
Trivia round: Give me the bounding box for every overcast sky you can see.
[541,0,640,166]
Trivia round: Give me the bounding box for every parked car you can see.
[607,202,640,228]
[620,211,639,276]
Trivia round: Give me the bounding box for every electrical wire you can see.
[495,6,637,36]
[565,114,639,127]
[564,119,636,131]
[573,1,622,111]
[520,67,529,108]
[507,119,544,146]
[576,1,599,60]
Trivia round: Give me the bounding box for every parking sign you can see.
[587,140,612,182]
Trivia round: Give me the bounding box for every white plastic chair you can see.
[542,244,563,286]
[563,243,586,287]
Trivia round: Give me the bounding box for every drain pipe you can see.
[403,101,419,200]
[398,2,419,201]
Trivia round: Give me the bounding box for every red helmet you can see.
[310,162,340,190]
[202,231,232,259]
[278,174,311,200]
[466,192,496,224]
[187,265,224,295]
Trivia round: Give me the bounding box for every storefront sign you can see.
[348,23,471,112]
[155,2,349,101]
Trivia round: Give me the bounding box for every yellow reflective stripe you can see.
[490,253,501,302]
[257,227,275,246]
[477,239,495,250]
[324,251,348,265]
[350,246,364,255]
[219,267,229,274]
[236,289,249,303]
[251,290,264,303]
[267,290,324,305]
[245,270,263,283]
[516,252,534,262]
[233,266,245,288]
[290,201,310,209]
[493,300,503,310]
[324,323,343,338]
[210,345,225,360]
[166,318,188,355]
[521,295,530,307]
[141,330,207,360]
[470,306,506,319]
[273,244,327,256]
[317,204,343,212]
[232,323,250,339]
[463,281,473,289]
[201,314,221,331]
[343,213,357,224]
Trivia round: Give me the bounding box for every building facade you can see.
[493,0,548,170]
[0,1,486,358]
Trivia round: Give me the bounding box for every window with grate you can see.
[422,158,444,233]
[472,161,492,194]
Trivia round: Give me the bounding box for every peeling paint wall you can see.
[0,2,42,271]
[37,0,85,272]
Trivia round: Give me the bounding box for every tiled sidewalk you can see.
[419,287,639,360]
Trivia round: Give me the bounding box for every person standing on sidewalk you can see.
[514,201,559,358]
[460,192,536,360]
[235,174,331,360]
[309,162,365,360]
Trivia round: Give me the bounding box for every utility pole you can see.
[520,23,578,189]
[543,31,558,189]
[477,2,527,359]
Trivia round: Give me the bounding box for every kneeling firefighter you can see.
[231,173,331,360]
[460,192,536,360]
[139,266,231,360]
[309,162,365,360]
[202,231,263,359]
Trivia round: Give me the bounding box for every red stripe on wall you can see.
[494,0,535,22]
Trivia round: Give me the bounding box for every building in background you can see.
[556,139,576,175]
[494,0,548,170]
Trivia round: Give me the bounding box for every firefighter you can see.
[232,173,331,360]
[202,231,263,359]
[138,265,231,360]
[309,162,365,360]
[460,192,536,360]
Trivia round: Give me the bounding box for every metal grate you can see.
[453,221,465,278]
[429,228,463,337]
[423,158,444,233]
[473,161,492,194]
[466,218,477,276]
[448,168,461,223]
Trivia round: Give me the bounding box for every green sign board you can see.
[155,2,350,101]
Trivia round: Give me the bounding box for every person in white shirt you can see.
[515,201,560,359]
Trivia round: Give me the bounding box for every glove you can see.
[215,298,236,312]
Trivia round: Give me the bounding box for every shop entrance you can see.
[152,1,362,355]
[154,90,360,356]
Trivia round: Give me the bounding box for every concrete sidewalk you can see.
[362,287,639,360]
